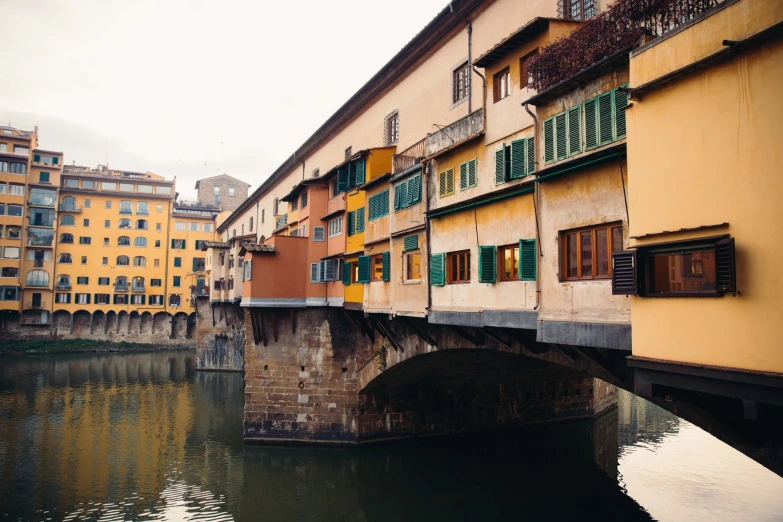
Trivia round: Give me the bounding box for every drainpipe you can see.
[472,65,487,132]
[523,102,541,312]
[424,160,433,314]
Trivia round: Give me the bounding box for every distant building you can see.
[194,174,250,212]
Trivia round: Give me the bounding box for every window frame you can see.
[520,48,539,89]
[404,250,422,283]
[370,254,385,282]
[559,222,623,281]
[446,250,471,284]
[498,244,520,282]
[493,67,511,103]
[452,61,470,105]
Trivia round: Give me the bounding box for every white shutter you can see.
[324,259,336,281]
[319,260,326,282]
[313,226,325,242]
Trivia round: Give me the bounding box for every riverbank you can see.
[0,338,194,355]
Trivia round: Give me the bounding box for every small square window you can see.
[106,201,112,209]
[83,219,90,226]
[84,199,91,208]
[81,256,87,264]
[104,220,110,228]
[447,250,471,284]
[102,257,108,265]
[229,187,235,197]
[453,61,470,104]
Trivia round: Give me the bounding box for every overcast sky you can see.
[0,0,446,200]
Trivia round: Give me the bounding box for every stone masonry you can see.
[195,174,251,212]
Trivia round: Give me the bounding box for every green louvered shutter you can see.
[614,87,628,139]
[355,159,366,186]
[342,262,351,285]
[495,146,506,184]
[393,184,401,210]
[408,175,421,205]
[519,239,536,281]
[53,157,59,165]
[555,112,567,160]
[347,210,354,236]
[543,118,555,163]
[140,295,146,305]
[355,207,365,233]
[368,194,377,220]
[33,154,40,162]
[478,246,496,283]
[337,166,348,192]
[584,97,598,149]
[398,182,407,209]
[357,255,370,283]
[430,253,445,286]
[381,251,390,282]
[510,139,526,178]
[567,106,581,156]
[526,138,535,174]
[467,159,477,187]
[403,235,418,252]
[598,92,613,144]
[459,162,469,190]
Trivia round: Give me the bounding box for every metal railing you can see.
[392,138,426,174]
[132,285,145,292]
[57,204,82,212]
[115,284,129,292]
[27,199,55,207]
[55,282,71,290]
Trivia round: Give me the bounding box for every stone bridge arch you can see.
[153,312,169,334]
[72,310,91,336]
[91,310,105,334]
[52,310,71,335]
[140,311,153,335]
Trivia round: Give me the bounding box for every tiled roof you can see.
[201,241,230,251]
[239,243,276,256]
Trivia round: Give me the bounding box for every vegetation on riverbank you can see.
[0,339,193,355]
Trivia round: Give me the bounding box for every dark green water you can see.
[0,351,781,521]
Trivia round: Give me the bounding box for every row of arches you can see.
[52,309,197,340]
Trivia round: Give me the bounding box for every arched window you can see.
[169,294,181,307]
[119,218,131,229]
[56,274,71,289]
[118,236,130,246]
[135,219,148,230]
[58,253,72,264]
[137,201,149,215]
[132,276,145,290]
[133,256,146,267]
[59,233,74,244]
[61,215,74,226]
[26,270,50,287]
[61,196,76,211]
[116,255,129,266]
[134,237,147,247]
[115,276,128,290]
[119,200,132,214]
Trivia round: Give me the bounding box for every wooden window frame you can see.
[447,250,471,284]
[404,250,421,283]
[493,67,510,103]
[350,261,360,284]
[520,49,539,89]
[371,254,385,282]
[438,168,455,198]
[498,244,520,282]
[452,61,470,104]
[560,222,623,281]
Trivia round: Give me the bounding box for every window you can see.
[155,240,161,248]
[174,257,181,268]
[312,168,320,178]
[95,294,110,305]
[77,276,88,285]
[2,247,20,259]
[60,233,73,244]
[119,183,134,192]
[328,217,342,237]
[0,287,20,301]
[187,222,197,232]
[393,174,422,210]
[136,220,148,230]
[371,253,390,282]
[9,162,26,174]
[84,199,90,208]
[137,185,153,194]
[137,201,149,215]
[119,200,132,214]
[453,61,470,104]
[26,270,49,287]
[261,209,265,223]
[132,277,145,290]
[300,191,307,209]
[6,227,19,239]
[336,159,366,193]
[39,171,50,183]
[214,186,220,196]
[493,67,510,102]
[154,259,160,267]
[1,267,18,278]
[346,207,365,236]
[156,186,172,195]
[313,226,325,242]
[192,258,205,271]
[117,255,130,266]
[29,207,54,227]
[119,219,131,229]
[118,236,130,246]
[105,200,112,209]
[405,251,421,282]
[368,190,390,220]
[75,293,90,305]
[345,147,352,160]
[133,256,146,267]
[195,240,204,250]
[150,295,163,305]
[447,250,470,284]
[102,257,108,265]
[385,110,399,145]
[458,159,478,190]
[244,260,252,281]
[561,223,623,281]
[173,276,181,287]
[157,204,163,213]
[55,293,71,304]
[58,253,72,264]
[14,145,29,155]
[175,221,186,231]
[134,237,147,247]
[98,277,110,285]
[171,239,185,249]
[82,180,96,190]
[104,238,109,246]
[131,294,145,305]
[79,236,91,245]
[499,244,519,281]
[115,276,128,290]
[9,184,24,195]
[520,49,539,88]
[113,294,127,305]
[7,205,22,216]
[291,198,298,212]
[169,294,181,307]
[495,138,535,185]
[249,217,253,233]
[229,187,235,197]
[560,0,597,20]
[150,279,162,287]
[156,223,161,231]
[105,220,111,228]
[273,198,279,216]
[438,169,455,197]
[203,223,213,233]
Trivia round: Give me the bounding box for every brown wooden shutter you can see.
[715,237,736,294]
[611,250,638,295]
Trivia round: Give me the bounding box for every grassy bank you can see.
[0,339,193,355]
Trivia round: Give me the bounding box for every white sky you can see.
[0,0,447,200]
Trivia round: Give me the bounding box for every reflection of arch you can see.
[141,311,153,335]
[187,312,198,339]
[153,311,169,334]
[72,310,91,335]
[91,310,105,334]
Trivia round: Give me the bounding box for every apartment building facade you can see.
[195,174,250,212]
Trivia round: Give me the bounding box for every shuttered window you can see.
[511,138,535,179]
[347,211,355,236]
[313,226,325,242]
[478,246,496,283]
[495,147,506,185]
[429,253,445,286]
[342,262,351,285]
[438,169,455,197]
[357,255,371,283]
[368,190,389,221]
[355,207,365,233]
[519,239,536,281]
[611,250,637,295]
[584,85,629,150]
[403,235,418,252]
[310,263,321,283]
[543,106,581,164]
[459,159,477,190]
[394,174,422,210]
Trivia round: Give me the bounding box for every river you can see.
[0,351,781,521]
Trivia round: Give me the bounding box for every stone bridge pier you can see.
[241,307,616,445]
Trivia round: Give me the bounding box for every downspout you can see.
[472,65,487,131]
[424,160,433,314]
[523,102,541,311]
[255,202,259,243]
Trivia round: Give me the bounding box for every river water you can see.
[0,351,781,522]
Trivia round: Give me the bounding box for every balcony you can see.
[56,281,70,290]
[58,204,82,213]
[425,109,483,158]
[325,193,346,218]
[27,218,54,228]
[119,209,133,215]
[34,260,45,268]
[25,300,46,309]
[115,284,129,292]
[26,238,53,247]
[191,285,210,297]
[392,138,426,174]
[27,198,55,207]
[25,280,49,288]
[132,284,145,293]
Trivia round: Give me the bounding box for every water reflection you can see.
[0,351,781,521]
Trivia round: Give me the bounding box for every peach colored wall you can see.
[364,239,392,313]
[245,235,308,301]
[390,231,428,317]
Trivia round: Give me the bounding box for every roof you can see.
[358,173,392,191]
[194,174,252,189]
[201,241,230,251]
[239,243,277,256]
[216,0,486,232]
[280,177,327,202]
[32,149,63,155]
[474,17,566,68]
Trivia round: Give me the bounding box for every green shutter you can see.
[174,257,181,268]
[347,210,354,236]
[519,239,536,281]
[403,235,418,252]
[357,255,370,283]
[527,138,535,174]
[34,154,40,162]
[543,118,555,163]
[614,87,628,139]
[459,161,468,190]
[478,246,496,283]
[113,294,118,304]
[53,157,59,165]
[467,159,477,188]
[368,194,377,220]
[430,253,445,286]
[355,159,366,186]
[382,251,390,282]
[337,166,349,192]
[192,258,198,270]
[555,112,567,160]
[408,175,421,205]
[379,190,389,216]
[355,207,365,233]
[598,92,613,144]
[567,105,581,156]
[510,139,526,179]
[393,184,401,210]
[584,97,598,149]
[140,295,146,305]
[495,146,506,184]
[342,262,351,285]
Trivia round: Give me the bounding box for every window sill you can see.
[641,292,723,298]
[402,280,421,285]
[447,281,471,285]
